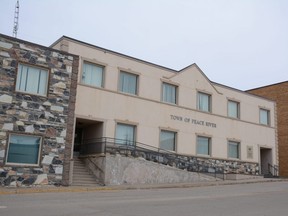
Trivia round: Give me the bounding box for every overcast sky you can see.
[0,0,287,90]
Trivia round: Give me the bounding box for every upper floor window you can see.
[228,141,240,159]
[116,123,136,145]
[6,134,42,166]
[260,108,270,125]
[197,92,211,112]
[16,63,49,96]
[162,83,177,104]
[119,71,138,95]
[82,62,104,87]
[196,136,211,156]
[228,100,240,119]
[160,130,176,151]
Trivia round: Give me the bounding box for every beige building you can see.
[51,37,278,183]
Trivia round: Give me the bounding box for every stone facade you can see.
[248,82,288,177]
[0,34,79,187]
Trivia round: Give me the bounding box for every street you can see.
[0,181,288,216]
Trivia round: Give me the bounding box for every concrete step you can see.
[72,158,101,186]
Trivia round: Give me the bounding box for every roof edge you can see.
[50,35,181,73]
[0,33,78,57]
[246,80,288,91]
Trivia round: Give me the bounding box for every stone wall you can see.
[104,154,216,185]
[82,153,260,185]
[0,34,79,187]
[248,82,288,177]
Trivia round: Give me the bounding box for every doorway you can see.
[260,147,272,175]
[73,118,104,156]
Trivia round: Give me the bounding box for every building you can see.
[0,33,278,187]
[51,36,278,185]
[247,81,288,177]
[0,34,79,186]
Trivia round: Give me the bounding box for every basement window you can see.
[5,134,42,166]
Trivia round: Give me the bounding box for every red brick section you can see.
[247,82,288,177]
[62,57,79,186]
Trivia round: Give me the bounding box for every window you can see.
[160,130,176,151]
[197,136,211,156]
[197,92,211,112]
[228,141,240,159]
[119,71,138,95]
[260,108,270,125]
[82,62,104,87]
[16,63,49,96]
[162,83,177,104]
[6,134,42,165]
[228,100,240,118]
[116,123,135,145]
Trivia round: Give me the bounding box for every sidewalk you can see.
[0,178,287,195]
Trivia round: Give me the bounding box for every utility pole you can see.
[13,0,20,38]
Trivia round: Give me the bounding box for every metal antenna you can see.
[13,0,20,38]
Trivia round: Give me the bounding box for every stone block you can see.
[42,155,54,165]
[0,41,13,49]
[34,174,48,185]
[51,105,64,113]
[53,82,66,89]
[2,123,13,131]
[0,150,5,159]
[21,101,28,108]
[0,51,10,58]
[54,165,63,174]
[0,94,12,104]
[25,125,34,133]
[16,121,24,126]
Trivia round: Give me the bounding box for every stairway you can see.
[72,158,101,186]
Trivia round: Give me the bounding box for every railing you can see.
[268,163,279,177]
[80,137,225,180]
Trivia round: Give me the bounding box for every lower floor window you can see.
[116,123,136,145]
[228,141,240,159]
[197,136,211,156]
[6,134,42,165]
[160,130,176,151]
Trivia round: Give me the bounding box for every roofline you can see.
[50,35,179,73]
[212,81,276,103]
[246,80,288,91]
[0,33,78,58]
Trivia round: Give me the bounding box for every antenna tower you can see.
[13,0,20,38]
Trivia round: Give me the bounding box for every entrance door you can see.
[260,148,272,175]
[74,118,104,156]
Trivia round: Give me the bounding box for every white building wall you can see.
[51,37,277,167]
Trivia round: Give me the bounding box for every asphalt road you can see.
[0,181,287,216]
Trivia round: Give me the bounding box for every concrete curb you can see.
[0,178,287,195]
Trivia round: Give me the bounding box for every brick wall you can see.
[0,34,79,186]
[248,82,288,177]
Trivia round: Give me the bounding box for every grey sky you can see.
[0,0,287,90]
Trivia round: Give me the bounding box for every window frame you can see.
[159,130,177,152]
[161,82,178,105]
[196,135,211,156]
[228,140,240,159]
[118,70,139,95]
[259,108,270,126]
[81,61,105,88]
[115,123,136,146]
[197,91,212,112]
[227,100,240,119]
[5,133,43,167]
[15,62,49,97]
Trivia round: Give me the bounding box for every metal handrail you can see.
[268,163,279,177]
[80,137,225,179]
